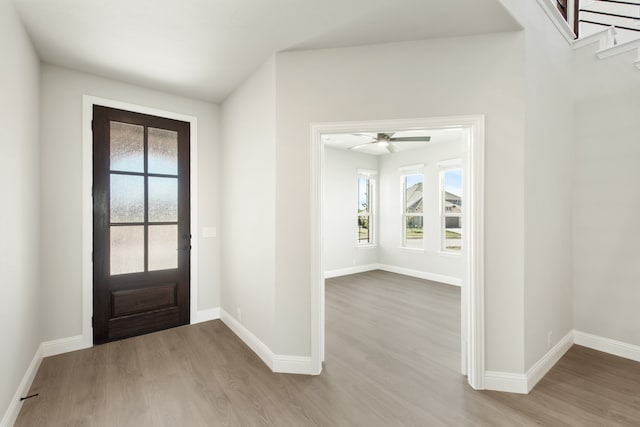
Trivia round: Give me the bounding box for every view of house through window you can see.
[402,172,424,248]
[357,172,375,245]
[442,168,462,251]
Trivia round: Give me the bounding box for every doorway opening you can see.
[310,116,485,389]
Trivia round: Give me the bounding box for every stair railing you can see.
[573,0,640,40]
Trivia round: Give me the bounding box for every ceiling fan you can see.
[348,132,431,153]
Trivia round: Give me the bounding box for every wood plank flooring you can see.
[15,270,640,426]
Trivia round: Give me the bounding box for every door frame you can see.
[80,95,199,348]
[310,115,486,389]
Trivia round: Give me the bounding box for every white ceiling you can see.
[323,129,465,155]
[13,0,520,103]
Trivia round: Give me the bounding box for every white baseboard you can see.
[219,309,315,375]
[272,355,314,375]
[324,263,462,286]
[484,371,528,394]
[525,330,574,392]
[485,330,573,394]
[192,307,221,324]
[574,330,640,363]
[0,344,43,427]
[42,335,88,358]
[324,264,379,279]
[220,309,275,370]
[325,263,462,287]
[377,264,462,287]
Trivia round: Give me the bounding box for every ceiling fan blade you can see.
[349,142,374,150]
[353,133,376,140]
[386,142,397,153]
[389,136,431,142]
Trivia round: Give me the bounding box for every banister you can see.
[567,0,640,39]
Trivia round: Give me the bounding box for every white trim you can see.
[484,371,528,394]
[272,355,314,375]
[398,163,424,172]
[484,330,582,394]
[193,307,221,324]
[465,116,485,388]
[438,158,463,168]
[324,264,380,279]
[436,250,463,257]
[220,309,274,370]
[596,37,640,59]
[356,244,377,250]
[535,0,576,44]
[573,26,616,49]
[525,330,574,392]
[377,264,462,287]
[574,330,640,363]
[310,115,485,388]
[397,246,425,253]
[220,309,316,375]
[567,0,576,38]
[356,168,377,176]
[0,344,43,427]
[42,335,85,357]
[81,95,199,349]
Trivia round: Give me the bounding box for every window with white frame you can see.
[400,165,424,249]
[440,164,462,252]
[357,170,376,245]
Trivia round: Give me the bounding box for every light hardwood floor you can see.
[15,270,640,426]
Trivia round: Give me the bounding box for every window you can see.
[401,166,424,249]
[357,170,376,245]
[441,166,462,252]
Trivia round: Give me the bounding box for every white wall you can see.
[220,57,276,348]
[39,64,221,341]
[324,148,379,272]
[572,46,640,347]
[274,33,527,372]
[0,0,41,419]
[520,2,575,370]
[378,142,465,280]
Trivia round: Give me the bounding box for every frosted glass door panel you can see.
[110,226,145,275]
[110,122,144,172]
[148,225,178,271]
[110,174,144,223]
[148,177,178,222]
[148,128,178,175]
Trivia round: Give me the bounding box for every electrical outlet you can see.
[547,331,553,348]
[237,307,242,321]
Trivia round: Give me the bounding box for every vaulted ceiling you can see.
[14,0,520,102]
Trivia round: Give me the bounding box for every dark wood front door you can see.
[92,105,190,344]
